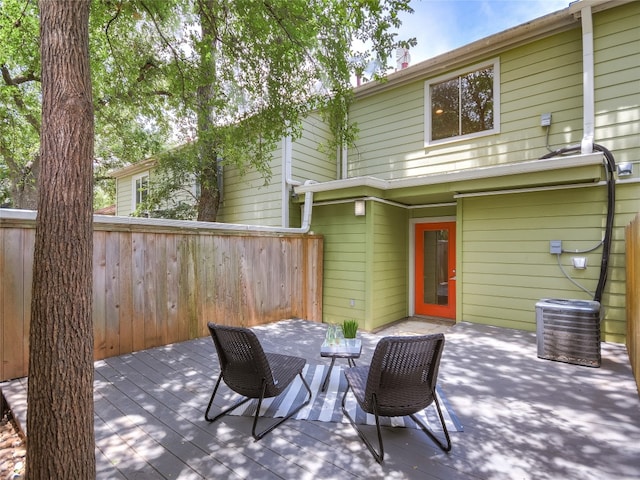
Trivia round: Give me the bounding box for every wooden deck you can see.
[3,319,640,479]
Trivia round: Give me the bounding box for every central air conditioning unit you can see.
[535,298,601,367]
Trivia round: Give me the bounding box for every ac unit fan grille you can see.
[536,299,601,367]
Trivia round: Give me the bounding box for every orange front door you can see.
[414,222,456,319]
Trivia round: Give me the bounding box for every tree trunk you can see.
[8,154,40,210]
[195,0,220,222]
[195,146,220,222]
[26,1,95,478]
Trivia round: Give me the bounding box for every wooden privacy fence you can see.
[0,210,323,382]
[627,212,640,393]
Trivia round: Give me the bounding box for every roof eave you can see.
[109,158,156,179]
[294,152,605,195]
[354,0,628,99]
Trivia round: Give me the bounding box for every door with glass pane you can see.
[414,222,456,319]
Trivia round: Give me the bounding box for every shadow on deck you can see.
[2,319,640,479]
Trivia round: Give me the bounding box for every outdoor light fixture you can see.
[354,199,366,216]
[617,162,633,176]
[572,257,587,269]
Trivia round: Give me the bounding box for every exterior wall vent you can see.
[535,298,601,367]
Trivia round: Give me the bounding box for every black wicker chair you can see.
[205,322,312,440]
[341,333,451,463]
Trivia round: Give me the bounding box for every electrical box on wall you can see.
[550,240,562,254]
[541,113,552,126]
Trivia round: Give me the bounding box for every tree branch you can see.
[1,64,39,85]
[262,1,309,55]
[104,3,126,81]
[11,0,32,29]
[0,65,41,132]
[139,1,186,98]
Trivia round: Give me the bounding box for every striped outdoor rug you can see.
[227,364,464,431]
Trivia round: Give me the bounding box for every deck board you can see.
[3,319,640,479]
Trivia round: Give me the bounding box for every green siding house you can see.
[113,0,639,343]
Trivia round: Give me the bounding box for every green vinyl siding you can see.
[593,3,640,165]
[115,176,133,216]
[311,200,408,331]
[289,114,337,227]
[115,169,195,217]
[369,201,408,330]
[219,113,336,226]
[500,30,584,152]
[410,205,457,220]
[217,146,283,226]
[459,184,637,343]
[292,114,336,183]
[348,83,428,179]
[347,28,587,180]
[311,203,367,325]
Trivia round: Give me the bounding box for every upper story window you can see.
[425,59,500,145]
[132,172,149,209]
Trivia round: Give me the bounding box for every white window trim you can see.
[424,57,500,147]
[131,171,149,212]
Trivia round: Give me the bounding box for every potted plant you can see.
[342,319,358,346]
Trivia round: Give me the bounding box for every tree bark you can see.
[8,154,40,210]
[26,1,95,478]
[195,0,220,222]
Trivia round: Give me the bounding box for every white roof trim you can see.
[294,153,604,194]
[354,0,632,98]
[110,158,156,179]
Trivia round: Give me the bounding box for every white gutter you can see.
[579,4,595,154]
[294,152,604,195]
[1,184,316,234]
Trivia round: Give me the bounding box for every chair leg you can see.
[251,372,313,441]
[204,375,252,422]
[409,394,452,452]
[341,387,385,463]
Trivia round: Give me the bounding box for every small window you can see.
[132,172,149,209]
[425,59,499,145]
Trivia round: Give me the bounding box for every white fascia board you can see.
[354,0,630,99]
[294,153,604,195]
[109,158,156,179]
[294,176,388,193]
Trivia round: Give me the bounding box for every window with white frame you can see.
[132,172,149,210]
[425,59,499,145]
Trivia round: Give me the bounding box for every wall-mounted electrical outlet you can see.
[541,113,552,127]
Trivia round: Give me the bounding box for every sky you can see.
[392,0,572,68]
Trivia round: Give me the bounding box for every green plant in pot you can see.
[342,319,358,345]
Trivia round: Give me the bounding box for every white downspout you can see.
[282,137,292,227]
[284,136,300,188]
[282,135,315,233]
[581,5,595,154]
